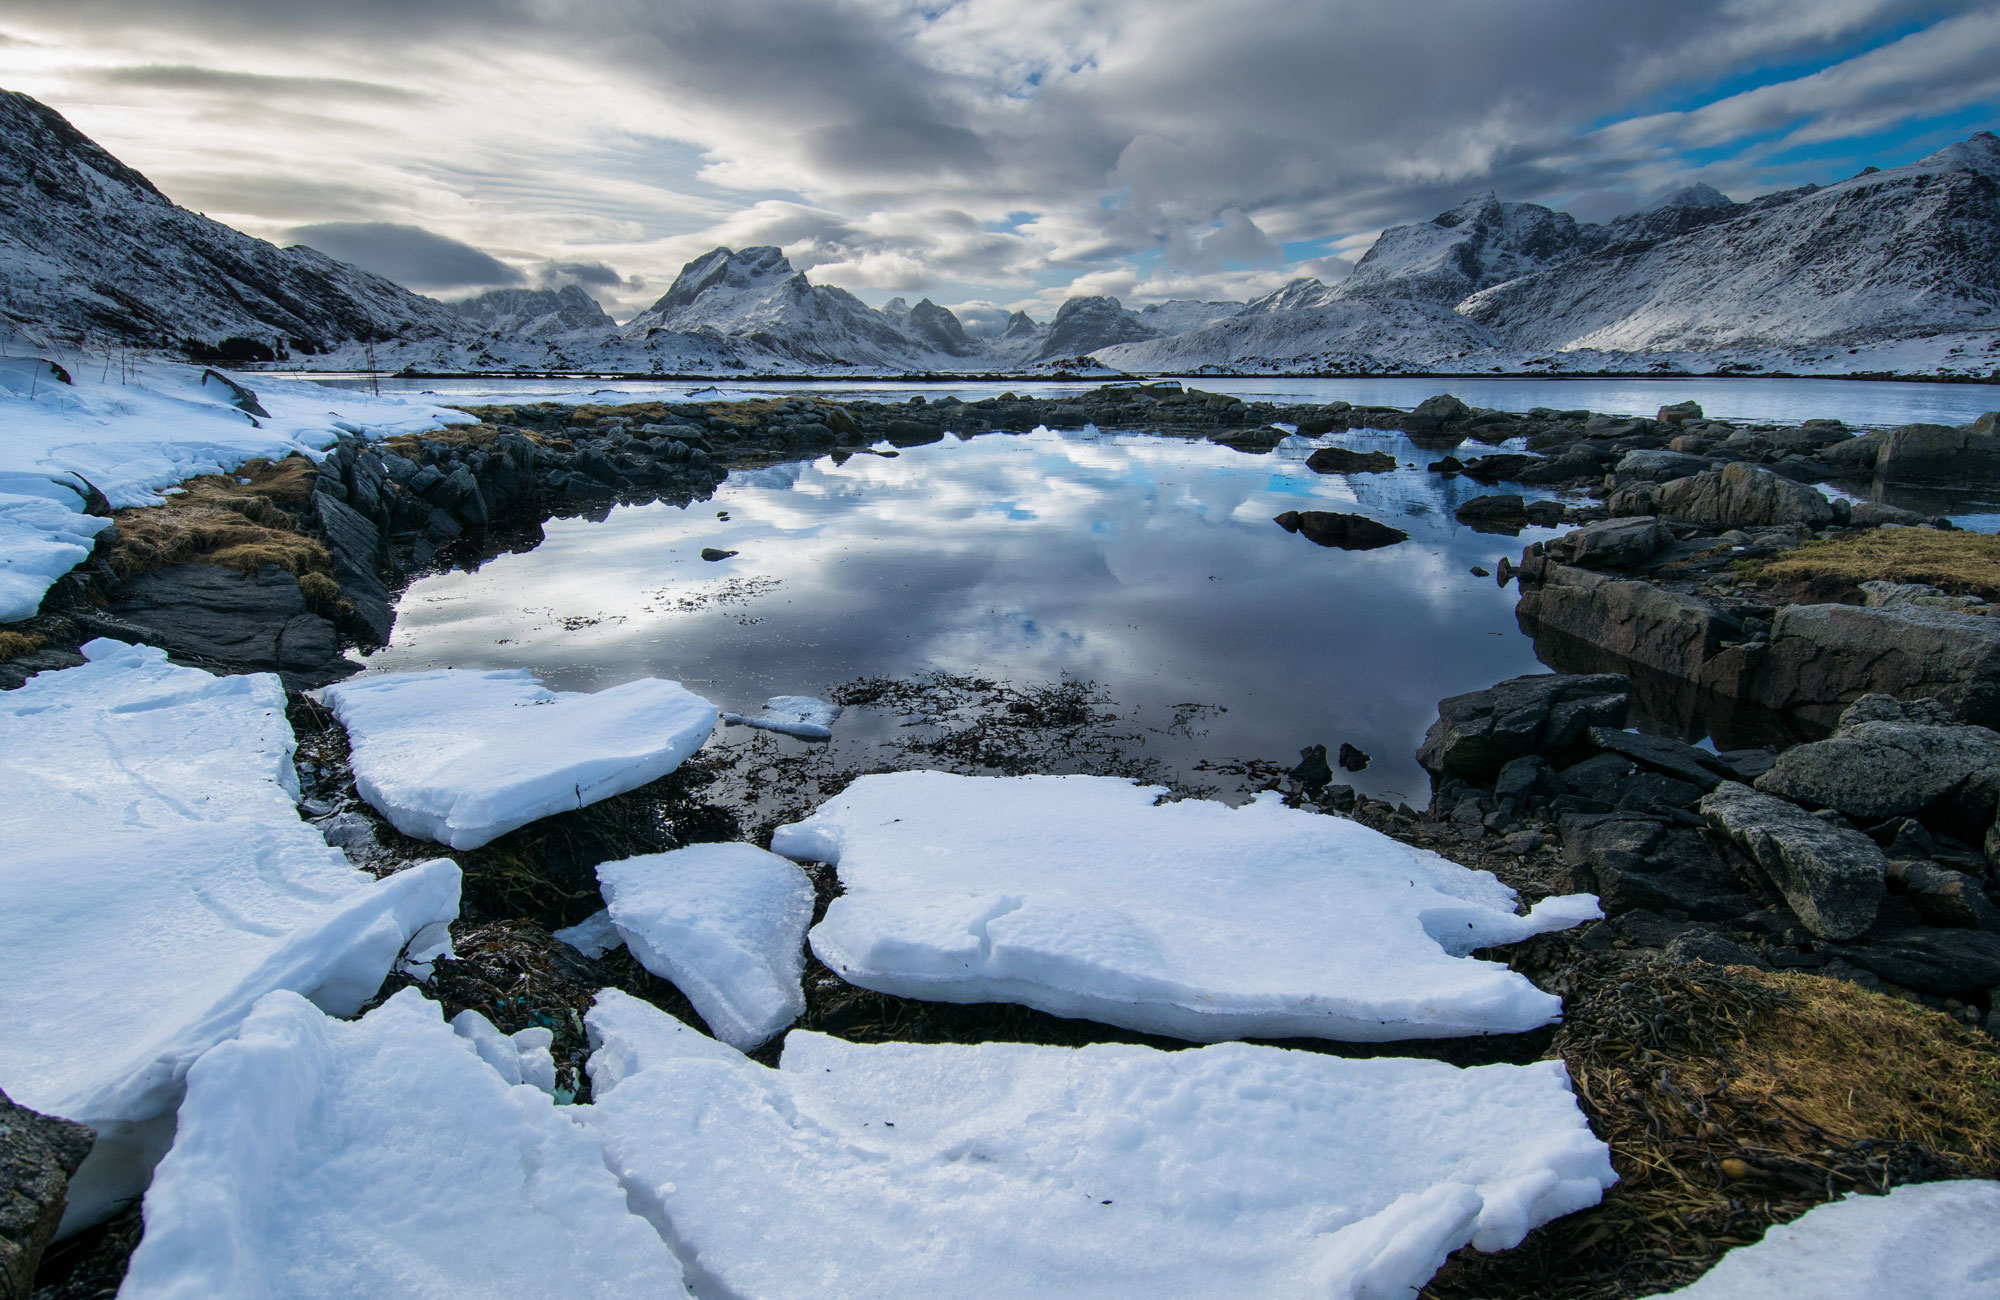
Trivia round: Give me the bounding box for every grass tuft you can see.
[1750,529,2000,601]
[0,630,47,661]
[108,454,332,579]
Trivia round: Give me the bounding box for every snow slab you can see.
[0,355,467,623]
[598,843,815,1050]
[450,1008,558,1095]
[719,693,842,740]
[318,667,719,850]
[0,640,460,1230]
[120,989,690,1300]
[552,907,624,959]
[1649,1180,2000,1298]
[585,988,1616,1300]
[772,772,1601,1042]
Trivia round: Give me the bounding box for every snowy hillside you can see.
[0,89,462,355]
[453,285,613,340]
[1461,135,2000,352]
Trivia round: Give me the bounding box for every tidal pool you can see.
[362,427,1567,807]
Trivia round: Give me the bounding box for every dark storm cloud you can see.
[284,222,523,292]
[535,261,624,289]
[89,64,426,102]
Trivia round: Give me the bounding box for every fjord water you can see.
[305,374,2000,430]
[363,427,1568,806]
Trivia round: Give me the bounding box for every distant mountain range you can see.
[4,85,1996,377]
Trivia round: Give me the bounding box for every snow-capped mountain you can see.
[0,88,461,355]
[1460,136,2000,352]
[453,285,613,340]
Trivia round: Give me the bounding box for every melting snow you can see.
[319,667,718,850]
[585,989,1616,1299]
[720,694,842,740]
[772,772,1600,1042]
[0,640,460,1228]
[598,843,815,1050]
[119,989,690,1300]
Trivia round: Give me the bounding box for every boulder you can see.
[1305,447,1398,474]
[1848,501,1927,528]
[1559,813,1755,920]
[1278,511,1408,550]
[1454,494,1527,527]
[1460,453,1537,483]
[1654,463,1834,530]
[1819,429,1888,475]
[1,1087,93,1300]
[1700,782,1887,940]
[1890,860,2000,931]
[1740,602,2000,729]
[1830,927,2000,998]
[1544,517,1669,570]
[1657,400,1703,425]
[313,491,394,647]
[1615,449,1710,483]
[1417,672,1630,782]
[1403,394,1470,431]
[1754,697,2000,823]
[1874,415,2000,486]
[101,563,345,689]
[1517,564,1737,682]
[1586,726,1736,792]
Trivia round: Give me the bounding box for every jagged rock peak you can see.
[1003,310,1039,338]
[652,245,796,315]
[907,298,973,354]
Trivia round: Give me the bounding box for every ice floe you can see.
[0,640,459,1228]
[119,989,690,1299]
[598,843,815,1050]
[586,989,1616,1299]
[1647,1180,2000,1298]
[772,772,1601,1042]
[0,355,466,622]
[319,667,718,850]
[720,694,841,740]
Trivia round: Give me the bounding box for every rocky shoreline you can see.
[8,381,2000,1297]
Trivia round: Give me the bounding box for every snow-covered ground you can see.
[318,667,719,850]
[119,989,690,1300]
[1646,1180,2000,1298]
[597,843,815,1050]
[772,772,1601,1042]
[0,640,460,1229]
[585,988,1617,1299]
[0,351,469,622]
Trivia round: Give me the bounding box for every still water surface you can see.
[364,427,1571,806]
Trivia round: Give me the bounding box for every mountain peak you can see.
[651,245,797,317]
[1646,182,1733,211]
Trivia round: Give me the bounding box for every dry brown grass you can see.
[382,420,516,454]
[1423,951,2000,1299]
[0,630,47,661]
[108,453,331,579]
[1752,529,2000,600]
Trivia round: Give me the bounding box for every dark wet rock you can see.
[1664,928,1769,969]
[100,563,345,689]
[1558,752,1632,802]
[1460,453,1537,483]
[1700,781,1887,940]
[699,547,738,562]
[1,1085,93,1300]
[1889,860,2000,931]
[1848,501,1928,528]
[0,648,87,691]
[1657,400,1704,425]
[1428,456,1465,475]
[1713,747,1779,782]
[1544,517,1669,570]
[1337,742,1370,772]
[1615,449,1711,482]
[1523,500,1565,527]
[1455,494,1526,526]
[312,491,394,646]
[1739,602,2000,729]
[1753,695,2000,823]
[198,368,269,418]
[1559,813,1755,920]
[1209,426,1289,453]
[1403,393,1470,432]
[1831,926,2000,998]
[1493,755,1549,804]
[1517,564,1737,683]
[1305,447,1397,474]
[1418,671,1631,782]
[1651,463,1834,530]
[1587,725,1736,791]
[1280,510,1408,550]
[1288,744,1334,794]
[1874,414,2000,486]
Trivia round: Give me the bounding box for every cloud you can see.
[283,222,523,293]
[3,0,1994,315]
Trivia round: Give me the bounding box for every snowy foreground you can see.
[0,640,459,1229]
[0,353,466,621]
[319,667,719,850]
[773,772,1602,1041]
[1647,1180,2000,1298]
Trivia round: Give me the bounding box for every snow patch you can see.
[719,694,841,740]
[319,667,718,850]
[772,773,1600,1042]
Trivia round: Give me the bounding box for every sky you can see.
[2,1,1995,329]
